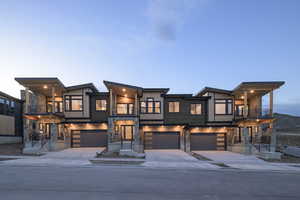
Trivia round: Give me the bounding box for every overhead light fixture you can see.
[241,96,244,99]
[122,88,126,92]
[250,90,254,93]
[43,85,48,89]
[124,94,127,97]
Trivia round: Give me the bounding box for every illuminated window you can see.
[190,104,202,115]
[169,102,179,112]
[65,95,83,111]
[140,98,161,114]
[117,103,134,114]
[215,99,232,115]
[96,100,107,111]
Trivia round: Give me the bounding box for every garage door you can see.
[72,130,107,148]
[190,133,226,151]
[144,132,180,149]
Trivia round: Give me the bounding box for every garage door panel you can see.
[145,132,180,149]
[72,130,107,148]
[190,133,217,151]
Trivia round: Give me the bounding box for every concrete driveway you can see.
[143,150,220,169]
[193,151,299,170]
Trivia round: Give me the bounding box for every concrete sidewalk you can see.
[0,148,104,167]
[193,151,300,171]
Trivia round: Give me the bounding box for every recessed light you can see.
[250,90,254,93]
[122,88,126,92]
[43,85,48,89]
[124,94,127,97]
[241,96,244,99]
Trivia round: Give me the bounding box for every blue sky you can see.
[0,0,299,115]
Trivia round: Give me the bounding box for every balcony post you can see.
[109,89,113,115]
[52,86,55,113]
[243,91,248,118]
[135,93,138,115]
[269,90,273,117]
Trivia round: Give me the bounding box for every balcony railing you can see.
[25,104,63,114]
[235,108,273,119]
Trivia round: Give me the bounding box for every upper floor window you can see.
[215,99,232,115]
[190,104,202,115]
[235,105,244,116]
[96,99,107,111]
[0,98,4,104]
[168,101,180,113]
[10,101,15,108]
[65,95,83,111]
[117,103,133,115]
[140,98,161,114]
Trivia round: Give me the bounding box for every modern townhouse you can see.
[0,91,23,144]
[15,78,284,155]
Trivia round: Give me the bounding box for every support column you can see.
[52,86,55,113]
[269,90,273,117]
[243,91,248,118]
[24,88,30,144]
[109,89,113,115]
[135,93,138,115]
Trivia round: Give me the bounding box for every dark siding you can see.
[0,96,23,137]
[164,97,207,125]
[90,94,109,122]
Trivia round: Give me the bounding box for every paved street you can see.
[0,165,300,200]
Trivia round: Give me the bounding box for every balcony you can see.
[235,108,273,120]
[25,104,64,119]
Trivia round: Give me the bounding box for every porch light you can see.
[241,96,244,99]
[250,90,255,93]
[122,88,126,92]
[256,119,260,122]
[43,85,48,89]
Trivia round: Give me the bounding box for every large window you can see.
[140,98,161,114]
[215,99,233,115]
[168,101,180,113]
[117,103,134,115]
[47,97,63,113]
[190,104,202,115]
[96,99,107,111]
[65,95,83,111]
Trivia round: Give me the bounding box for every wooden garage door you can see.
[72,130,107,148]
[190,133,226,151]
[144,132,180,149]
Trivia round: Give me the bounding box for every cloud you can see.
[146,0,201,41]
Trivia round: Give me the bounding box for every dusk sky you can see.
[0,0,299,115]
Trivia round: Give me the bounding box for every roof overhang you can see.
[233,81,285,98]
[197,87,233,96]
[103,80,143,98]
[15,77,66,97]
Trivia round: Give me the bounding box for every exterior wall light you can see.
[43,85,48,89]
[250,90,255,93]
[122,88,126,92]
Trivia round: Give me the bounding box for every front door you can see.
[121,125,133,141]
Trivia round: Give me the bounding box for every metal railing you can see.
[235,108,273,119]
[25,104,63,114]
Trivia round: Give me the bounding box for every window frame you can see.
[64,95,83,112]
[116,103,134,115]
[168,101,180,113]
[95,99,107,111]
[140,97,161,114]
[214,99,233,115]
[190,103,202,115]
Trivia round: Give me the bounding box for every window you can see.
[96,99,107,111]
[11,101,15,108]
[190,104,202,115]
[235,105,244,116]
[0,98,4,104]
[169,101,179,112]
[215,99,233,115]
[117,103,134,115]
[65,95,83,111]
[140,98,161,114]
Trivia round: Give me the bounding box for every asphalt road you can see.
[0,165,300,200]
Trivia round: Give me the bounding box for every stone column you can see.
[109,89,113,115]
[133,118,140,152]
[243,91,248,118]
[269,90,273,117]
[50,123,58,151]
[52,86,55,113]
[184,128,191,152]
[241,127,249,145]
[135,93,138,115]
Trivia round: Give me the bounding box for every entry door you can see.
[121,125,133,141]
